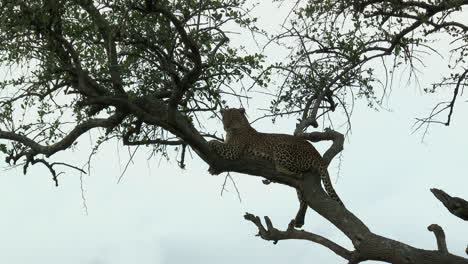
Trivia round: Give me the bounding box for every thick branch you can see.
[298,89,328,131]
[293,128,344,228]
[300,128,344,166]
[428,224,448,253]
[79,95,304,188]
[245,171,467,263]
[298,172,468,263]
[431,188,468,221]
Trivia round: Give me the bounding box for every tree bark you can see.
[244,171,468,263]
[431,188,468,221]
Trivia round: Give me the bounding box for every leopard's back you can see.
[244,133,323,173]
[209,108,343,204]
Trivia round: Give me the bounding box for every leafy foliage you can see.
[0,0,265,169]
[267,0,467,130]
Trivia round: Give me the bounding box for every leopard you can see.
[208,108,343,206]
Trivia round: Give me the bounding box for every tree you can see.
[0,0,466,263]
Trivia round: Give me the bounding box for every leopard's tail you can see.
[318,166,343,205]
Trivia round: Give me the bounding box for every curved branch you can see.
[22,156,86,187]
[0,112,126,161]
[428,224,449,253]
[24,156,60,186]
[300,128,344,166]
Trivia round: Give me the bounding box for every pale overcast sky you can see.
[0,2,467,264]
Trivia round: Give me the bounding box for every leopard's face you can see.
[220,108,250,133]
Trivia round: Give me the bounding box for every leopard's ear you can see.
[239,108,245,114]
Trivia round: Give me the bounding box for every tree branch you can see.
[133,3,202,124]
[428,224,449,253]
[445,69,468,126]
[1,112,126,162]
[290,128,345,228]
[300,128,344,166]
[431,188,468,221]
[295,172,468,263]
[246,172,468,263]
[78,0,125,95]
[244,213,353,260]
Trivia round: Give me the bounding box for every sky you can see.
[0,2,467,264]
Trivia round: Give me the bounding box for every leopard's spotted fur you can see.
[208,108,342,204]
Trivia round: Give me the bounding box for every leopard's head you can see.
[220,108,251,133]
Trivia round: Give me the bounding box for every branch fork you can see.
[244,212,354,260]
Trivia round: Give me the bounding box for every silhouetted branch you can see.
[428,224,448,253]
[300,128,344,166]
[1,112,126,163]
[431,188,468,221]
[293,128,344,228]
[244,213,353,260]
